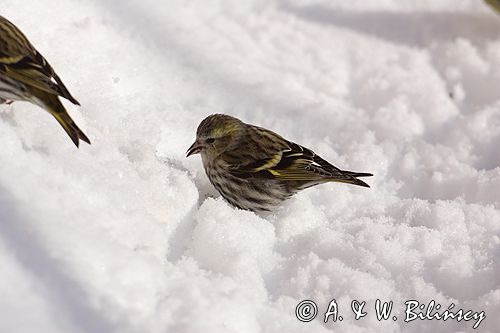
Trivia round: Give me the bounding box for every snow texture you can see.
[1,0,499,332]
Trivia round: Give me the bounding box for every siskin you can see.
[0,15,90,147]
[485,0,500,14]
[187,114,373,212]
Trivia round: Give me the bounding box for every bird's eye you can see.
[206,138,215,144]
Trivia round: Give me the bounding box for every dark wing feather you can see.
[266,141,347,180]
[0,16,79,105]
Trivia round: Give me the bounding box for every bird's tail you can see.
[43,94,90,147]
[343,171,373,178]
[331,170,373,188]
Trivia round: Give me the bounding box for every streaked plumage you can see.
[187,114,373,212]
[0,15,89,147]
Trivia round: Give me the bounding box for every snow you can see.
[1,0,499,332]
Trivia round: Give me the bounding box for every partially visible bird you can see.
[187,114,373,212]
[485,0,500,14]
[0,15,90,147]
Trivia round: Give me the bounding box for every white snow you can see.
[1,0,499,332]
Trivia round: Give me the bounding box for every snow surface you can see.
[1,0,500,332]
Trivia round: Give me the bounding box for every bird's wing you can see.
[222,129,288,179]
[224,127,371,187]
[261,141,350,181]
[264,143,372,187]
[0,16,80,105]
[222,126,341,181]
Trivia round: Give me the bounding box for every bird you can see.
[187,114,373,212]
[485,0,500,14]
[0,15,90,147]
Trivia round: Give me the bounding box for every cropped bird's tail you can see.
[333,170,373,188]
[43,93,91,147]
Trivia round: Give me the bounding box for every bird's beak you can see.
[186,140,203,157]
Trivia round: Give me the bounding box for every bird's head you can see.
[186,114,244,160]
